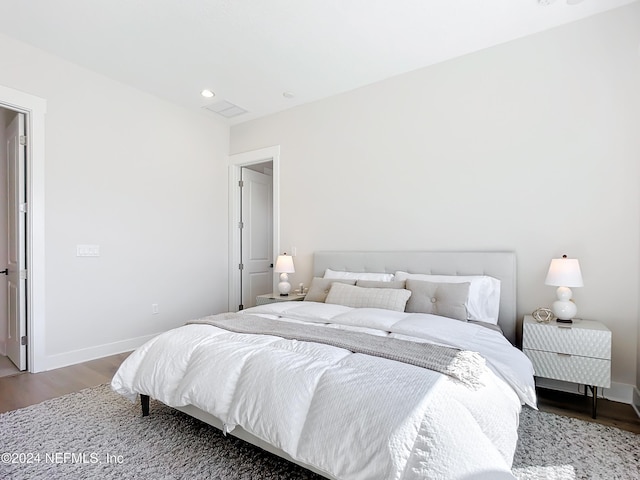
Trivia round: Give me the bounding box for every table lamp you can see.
[544,255,583,323]
[274,253,295,296]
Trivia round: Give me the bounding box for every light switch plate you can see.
[77,244,100,257]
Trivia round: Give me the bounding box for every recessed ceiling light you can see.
[282,92,295,99]
[201,89,215,98]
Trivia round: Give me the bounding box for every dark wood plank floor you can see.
[0,352,130,414]
[0,353,639,435]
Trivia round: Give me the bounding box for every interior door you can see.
[6,113,26,370]
[241,168,273,308]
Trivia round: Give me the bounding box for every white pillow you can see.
[325,283,411,312]
[394,271,500,324]
[324,268,394,282]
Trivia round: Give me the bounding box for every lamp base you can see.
[277,273,292,296]
[551,287,577,322]
[556,318,573,324]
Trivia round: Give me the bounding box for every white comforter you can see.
[112,302,536,480]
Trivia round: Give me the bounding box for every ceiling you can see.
[0,0,635,125]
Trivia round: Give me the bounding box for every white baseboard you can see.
[39,333,160,372]
[535,377,636,407]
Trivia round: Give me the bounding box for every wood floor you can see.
[0,352,130,414]
[0,353,639,435]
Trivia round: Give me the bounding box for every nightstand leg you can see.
[589,386,598,419]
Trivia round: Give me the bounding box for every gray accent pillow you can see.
[356,280,406,289]
[325,283,412,312]
[404,279,470,321]
[304,277,356,303]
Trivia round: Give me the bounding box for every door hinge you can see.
[20,203,28,213]
[19,135,27,146]
[238,263,244,270]
[238,180,244,188]
[21,335,27,346]
[238,304,244,311]
[238,221,243,229]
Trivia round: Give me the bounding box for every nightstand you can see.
[522,315,611,418]
[255,293,305,306]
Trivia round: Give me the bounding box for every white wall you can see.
[0,33,230,369]
[231,4,640,395]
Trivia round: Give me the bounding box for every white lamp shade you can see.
[544,257,583,287]
[274,254,295,273]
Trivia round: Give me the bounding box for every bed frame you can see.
[140,250,517,479]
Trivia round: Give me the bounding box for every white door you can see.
[6,113,26,370]
[241,168,273,309]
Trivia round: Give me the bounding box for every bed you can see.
[112,251,536,480]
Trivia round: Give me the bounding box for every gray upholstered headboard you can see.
[313,251,517,345]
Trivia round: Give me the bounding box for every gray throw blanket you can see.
[188,313,486,388]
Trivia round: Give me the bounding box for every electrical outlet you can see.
[152,304,159,315]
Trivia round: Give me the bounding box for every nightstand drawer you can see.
[524,349,611,388]
[523,322,611,359]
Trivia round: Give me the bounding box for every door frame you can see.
[0,84,46,373]
[228,146,280,312]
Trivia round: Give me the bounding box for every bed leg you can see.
[140,394,150,417]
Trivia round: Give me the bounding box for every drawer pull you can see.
[556,352,572,357]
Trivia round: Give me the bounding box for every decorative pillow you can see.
[404,279,469,321]
[304,277,356,303]
[356,279,406,289]
[394,272,501,324]
[325,282,411,312]
[324,268,394,282]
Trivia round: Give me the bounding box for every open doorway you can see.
[0,84,46,374]
[0,106,27,376]
[240,163,273,309]
[228,146,280,312]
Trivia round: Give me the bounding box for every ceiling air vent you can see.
[203,100,248,118]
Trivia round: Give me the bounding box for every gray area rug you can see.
[0,384,637,479]
[513,408,639,480]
